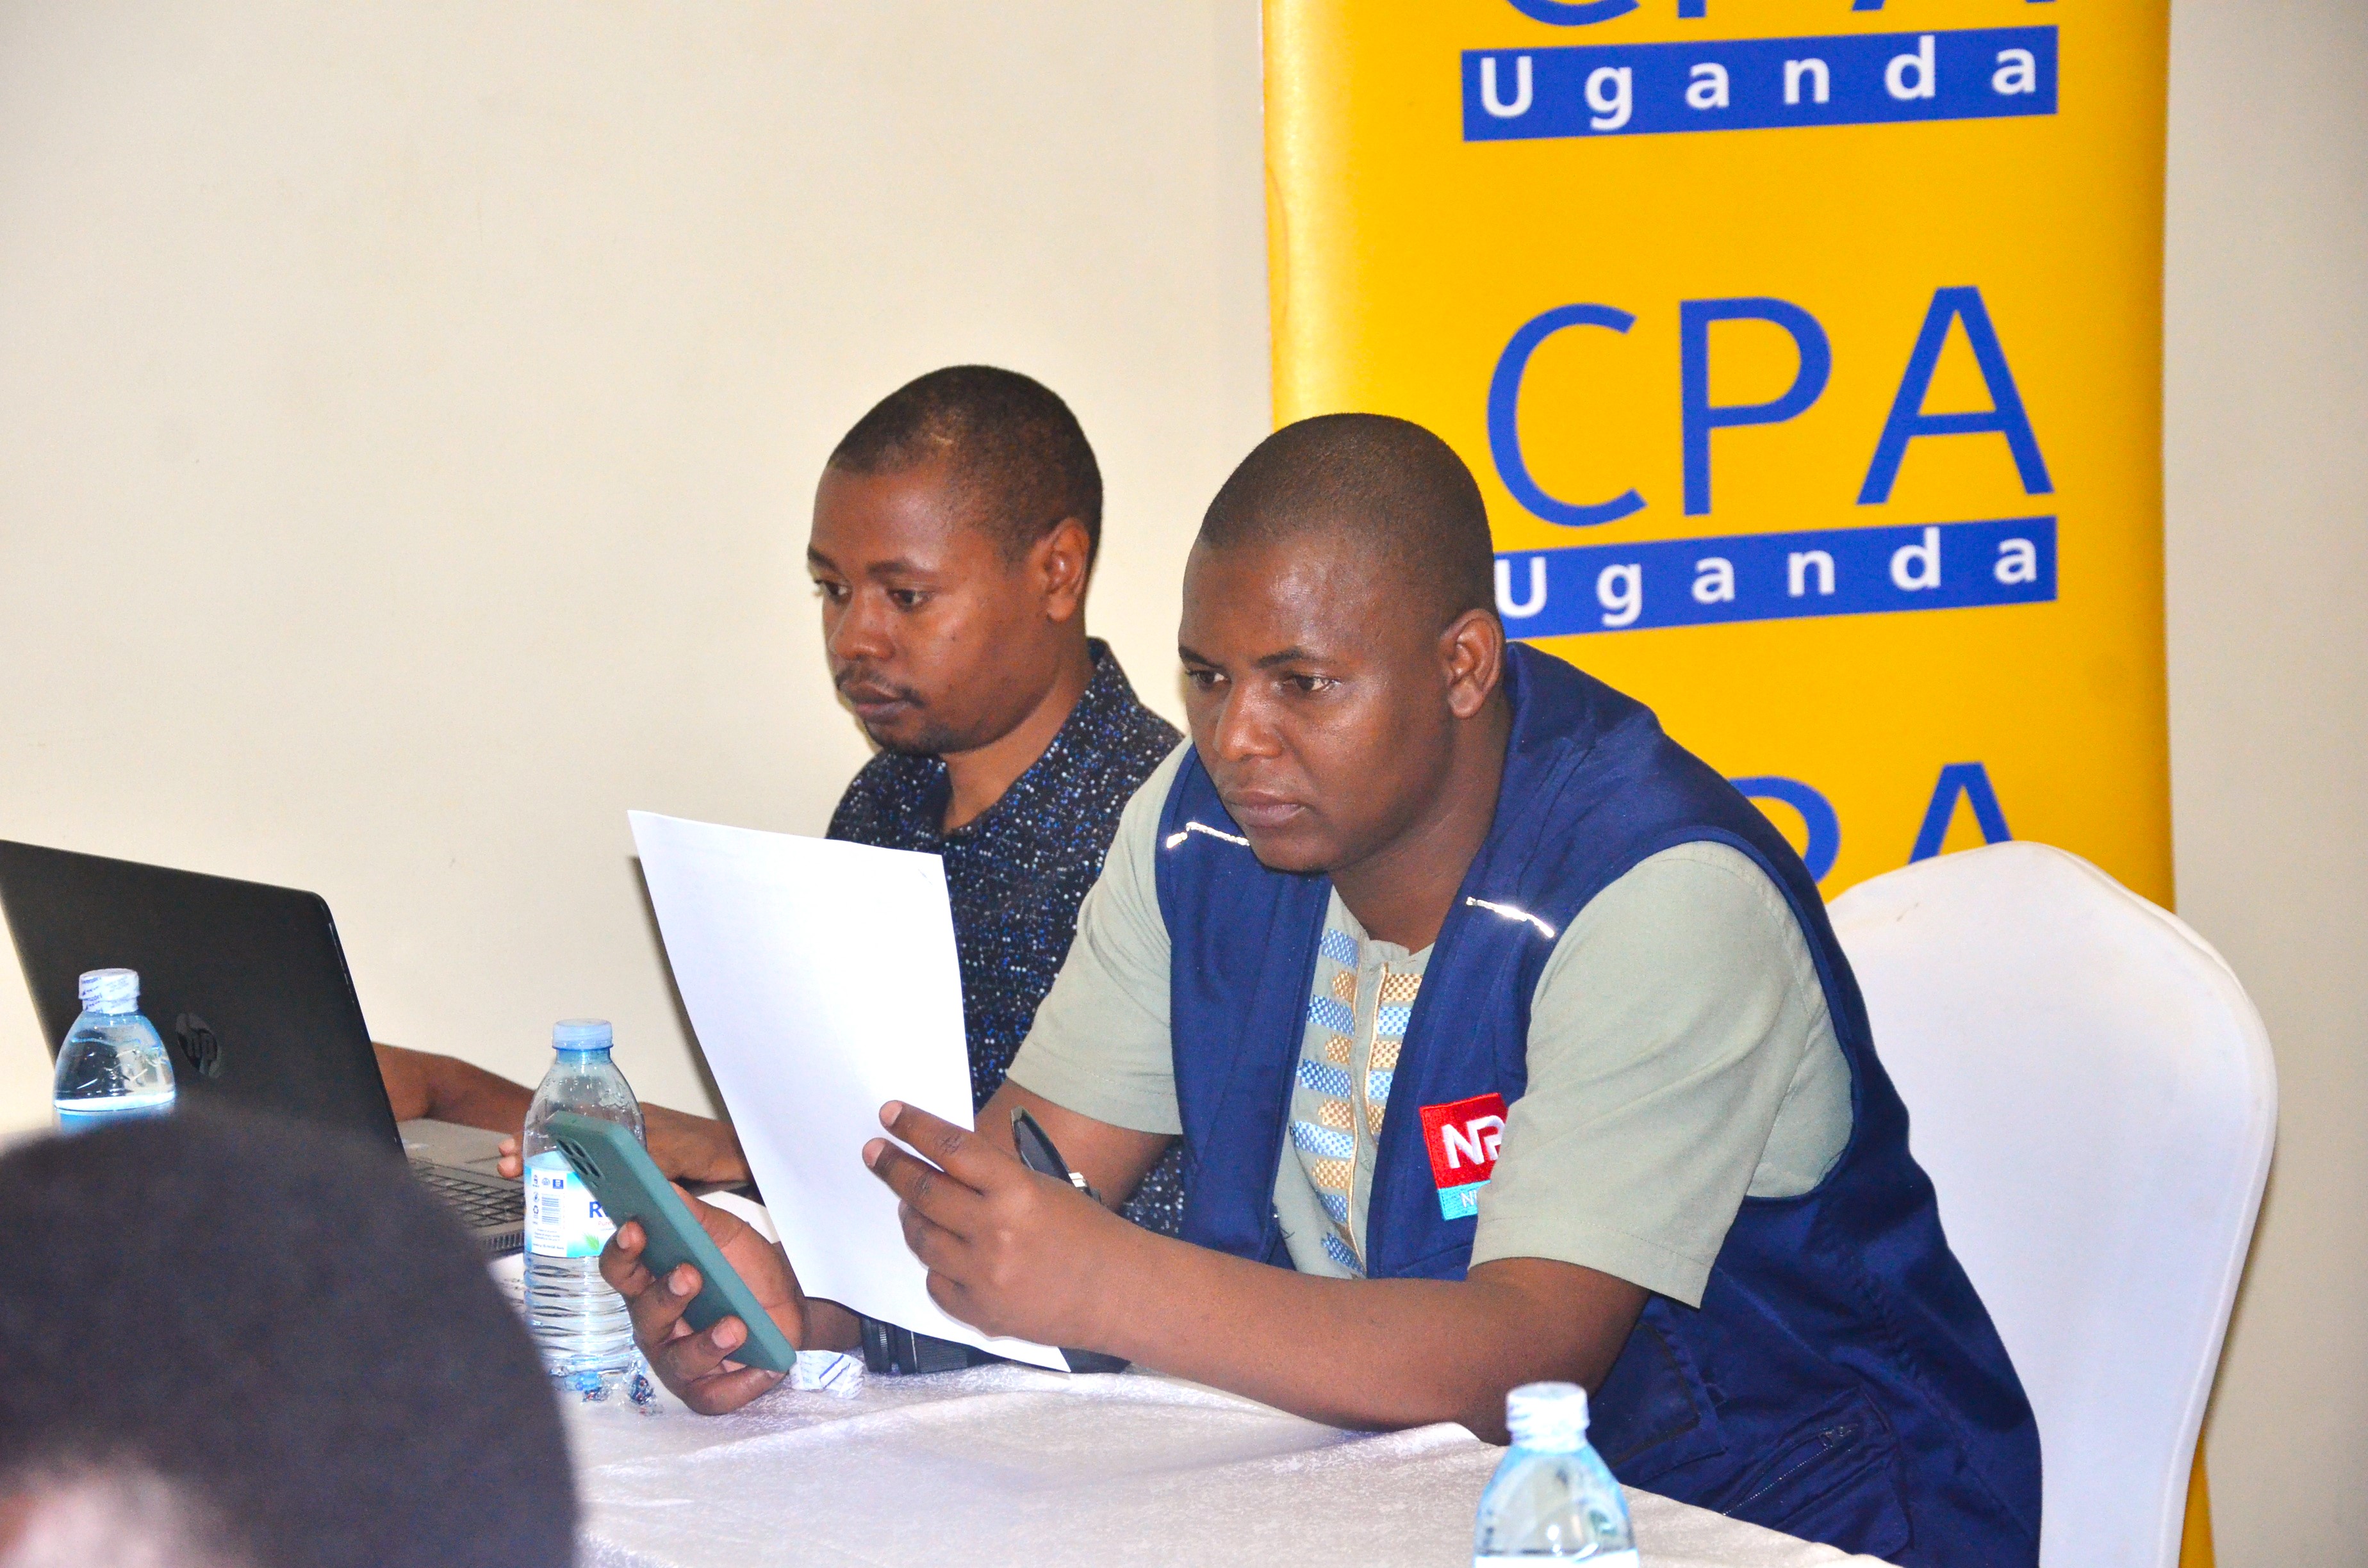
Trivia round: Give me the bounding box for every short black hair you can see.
[828,365,1104,565]
[1197,413,1497,627]
[0,1109,574,1568]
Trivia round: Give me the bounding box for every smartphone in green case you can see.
[540,1110,799,1374]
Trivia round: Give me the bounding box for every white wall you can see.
[0,2,1268,1121]
[2164,3,2368,1560]
[0,1,2360,1558]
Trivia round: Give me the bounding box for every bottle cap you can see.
[552,1018,613,1050]
[1505,1382,1590,1452]
[78,968,140,1013]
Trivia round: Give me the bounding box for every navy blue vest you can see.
[1155,644,2040,1567]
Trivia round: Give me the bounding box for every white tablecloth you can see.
[565,1363,1889,1568]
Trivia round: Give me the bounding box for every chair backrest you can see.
[1828,842,2274,1568]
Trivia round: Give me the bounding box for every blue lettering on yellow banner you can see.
[1270,0,2176,909]
[1463,27,2055,141]
[1909,762,2012,861]
[1438,1182,1487,1221]
[1493,515,2055,637]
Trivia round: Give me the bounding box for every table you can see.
[565,1362,1890,1568]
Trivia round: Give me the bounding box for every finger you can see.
[925,1268,979,1329]
[598,1220,655,1294]
[679,1364,787,1416]
[866,1138,987,1232]
[649,1310,762,1388]
[897,1198,964,1273]
[621,1257,705,1350]
[878,1101,1018,1189]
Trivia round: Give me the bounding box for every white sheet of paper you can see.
[628,810,1065,1371]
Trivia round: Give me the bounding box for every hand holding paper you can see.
[628,810,1065,1371]
[864,1098,1145,1353]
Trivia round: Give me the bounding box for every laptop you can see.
[0,840,525,1255]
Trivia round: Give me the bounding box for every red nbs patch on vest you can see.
[1418,1092,1507,1221]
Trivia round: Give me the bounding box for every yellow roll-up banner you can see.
[1265,0,2171,905]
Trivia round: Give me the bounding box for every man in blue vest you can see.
[604,414,2041,1565]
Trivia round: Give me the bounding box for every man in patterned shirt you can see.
[805,365,1187,1237]
[385,367,1185,1241]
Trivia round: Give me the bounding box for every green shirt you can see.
[1007,744,1852,1306]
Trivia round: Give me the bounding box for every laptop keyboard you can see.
[414,1162,525,1228]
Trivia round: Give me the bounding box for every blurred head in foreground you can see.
[0,1109,573,1568]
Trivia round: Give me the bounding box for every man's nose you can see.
[1208,684,1282,764]
[826,589,893,666]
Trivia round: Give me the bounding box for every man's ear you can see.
[1032,517,1094,625]
[1440,608,1506,721]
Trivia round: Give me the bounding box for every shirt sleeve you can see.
[1469,841,1851,1307]
[1001,741,1190,1136]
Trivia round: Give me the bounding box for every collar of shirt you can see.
[846,639,1161,852]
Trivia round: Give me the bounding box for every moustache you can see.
[834,667,924,708]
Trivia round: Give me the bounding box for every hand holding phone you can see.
[543,1111,800,1375]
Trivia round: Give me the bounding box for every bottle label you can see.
[1476,1555,1637,1567]
[54,1090,176,1134]
[525,1150,616,1259]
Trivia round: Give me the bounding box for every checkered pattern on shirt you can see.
[1288,924,1422,1276]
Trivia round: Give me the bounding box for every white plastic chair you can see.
[1828,842,2275,1568]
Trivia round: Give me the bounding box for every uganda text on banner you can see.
[1265,0,2171,904]
[1462,27,2057,140]
[1495,516,2056,637]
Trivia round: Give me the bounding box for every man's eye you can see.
[812,580,849,603]
[1287,674,1336,695]
[1185,669,1224,692]
[888,589,928,610]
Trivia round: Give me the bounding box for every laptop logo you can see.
[174,1013,224,1079]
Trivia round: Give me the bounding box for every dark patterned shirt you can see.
[826,640,1187,1236]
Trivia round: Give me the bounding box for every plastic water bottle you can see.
[522,1018,645,1398]
[1474,1382,1639,1566]
[52,968,176,1133]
